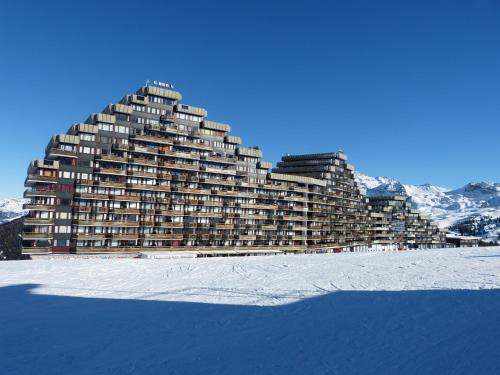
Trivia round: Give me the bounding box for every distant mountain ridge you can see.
[0,198,27,224]
[355,173,500,241]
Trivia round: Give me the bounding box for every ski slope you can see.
[1,247,500,374]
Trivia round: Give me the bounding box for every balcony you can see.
[109,194,141,202]
[127,170,157,178]
[160,150,200,160]
[200,120,229,132]
[143,233,183,240]
[112,143,130,151]
[92,113,116,124]
[126,183,169,192]
[191,211,222,218]
[23,217,54,225]
[176,104,207,118]
[25,174,57,184]
[201,166,236,176]
[172,187,211,195]
[201,155,237,165]
[202,200,224,207]
[214,223,234,229]
[173,139,212,151]
[132,134,173,146]
[238,235,257,241]
[109,207,140,214]
[98,154,127,163]
[198,177,236,186]
[236,147,262,158]
[157,172,172,180]
[107,233,139,240]
[160,125,189,136]
[261,225,277,230]
[23,204,55,211]
[142,85,182,101]
[76,192,109,200]
[47,148,78,158]
[111,103,133,115]
[74,220,140,227]
[91,206,109,213]
[159,114,175,123]
[97,167,126,176]
[161,161,199,171]
[240,214,268,220]
[240,203,278,210]
[128,157,158,166]
[21,246,52,254]
[224,135,241,144]
[22,232,53,240]
[157,222,184,228]
[24,189,57,198]
[155,209,184,216]
[75,233,106,240]
[94,181,126,188]
[129,145,159,155]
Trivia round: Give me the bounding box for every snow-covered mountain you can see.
[0,198,27,224]
[356,173,500,240]
[448,215,500,242]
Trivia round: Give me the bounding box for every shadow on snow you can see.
[1,284,499,375]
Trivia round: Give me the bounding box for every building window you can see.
[56,240,70,247]
[79,133,95,141]
[55,226,71,233]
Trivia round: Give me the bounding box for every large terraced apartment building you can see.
[22,81,446,255]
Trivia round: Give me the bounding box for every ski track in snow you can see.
[1,247,500,375]
[2,248,498,305]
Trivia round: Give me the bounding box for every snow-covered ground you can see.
[1,247,500,374]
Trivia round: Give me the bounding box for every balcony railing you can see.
[47,148,78,158]
[22,232,53,239]
[24,189,57,197]
[26,174,57,183]
[23,204,55,211]
[23,217,54,225]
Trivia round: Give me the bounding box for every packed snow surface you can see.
[1,247,500,375]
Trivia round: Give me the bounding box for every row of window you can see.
[199,128,226,137]
[79,133,95,142]
[58,171,92,180]
[98,123,130,134]
[54,225,71,233]
[135,116,159,126]
[148,95,174,106]
[132,104,166,115]
[176,113,203,122]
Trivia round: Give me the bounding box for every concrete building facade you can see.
[22,82,447,255]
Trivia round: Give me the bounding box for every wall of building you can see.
[22,83,447,255]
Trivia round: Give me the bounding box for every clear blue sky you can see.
[0,0,499,197]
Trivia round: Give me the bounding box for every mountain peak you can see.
[0,198,27,224]
[355,173,500,240]
[451,182,500,195]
